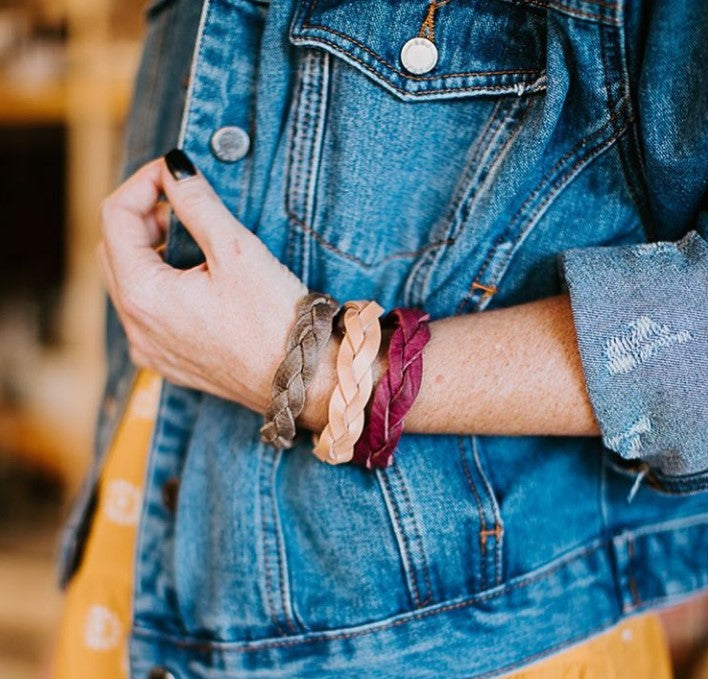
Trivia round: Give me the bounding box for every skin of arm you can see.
[300,293,600,437]
[99,156,599,440]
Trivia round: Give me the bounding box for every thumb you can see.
[161,148,244,267]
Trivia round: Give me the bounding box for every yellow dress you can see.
[52,368,673,678]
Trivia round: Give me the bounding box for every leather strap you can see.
[260,292,339,449]
[353,308,430,469]
[313,300,384,464]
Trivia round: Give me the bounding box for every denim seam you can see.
[131,539,609,653]
[131,516,708,654]
[472,438,505,587]
[621,512,708,540]
[285,48,327,279]
[257,449,288,637]
[376,465,429,608]
[300,0,543,81]
[391,460,434,606]
[598,13,654,241]
[408,97,521,306]
[457,437,494,591]
[428,96,534,304]
[284,50,306,276]
[405,95,533,306]
[290,34,547,97]
[302,50,330,285]
[300,24,541,80]
[508,0,620,25]
[269,449,303,634]
[457,109,630,314]
[287,212,454,269]
[404,98,505,305]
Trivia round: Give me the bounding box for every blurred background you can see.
[0,0,141,674]
[0,0,705,677]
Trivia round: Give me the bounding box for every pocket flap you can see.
[289,0,547,100]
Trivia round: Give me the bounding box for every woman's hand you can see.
[97,150,308,414]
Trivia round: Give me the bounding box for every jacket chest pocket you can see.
[285,0,546,285]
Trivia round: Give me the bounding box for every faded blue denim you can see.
[59,0,708,676]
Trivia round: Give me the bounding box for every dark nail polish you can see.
[164,148,197,181]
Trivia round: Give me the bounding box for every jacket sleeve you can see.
[558,0,708,492]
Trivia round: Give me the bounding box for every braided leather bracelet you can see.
[260,292,339,449]
[352,308,430,469]
[312,300,384,464]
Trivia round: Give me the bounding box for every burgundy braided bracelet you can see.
[352,307,431,469]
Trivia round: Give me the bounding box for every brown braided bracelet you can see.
[312,300,384,464]
[260,292,340,449]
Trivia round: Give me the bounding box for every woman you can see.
[54,0,707,676]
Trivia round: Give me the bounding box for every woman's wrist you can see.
[296,333,340,432]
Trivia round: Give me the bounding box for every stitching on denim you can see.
[288,213,454,269]
[402,98,507,305]
[456,109,630,314]
[291,34,546,97]
[433,95,532,284]
[377,465,424,607]
[408,95,534,306]
[391,459,434,607]
[599,11,655,241]
[132,540,607,653]
[469,124,629,307]
[420,97,525,303]
[507,0,620,25]
[457,437,491,590]
[258,450,286,637]
[300,0,542,81]
[623,513,708,541]
[472,438,505,586]
[284,52,306,269]
[302,51,330,284]
[269,450,299,635]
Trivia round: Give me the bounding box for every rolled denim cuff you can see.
[559,230,708,491]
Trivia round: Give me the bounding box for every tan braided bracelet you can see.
[260,292,340,449]
[312,300,384,464]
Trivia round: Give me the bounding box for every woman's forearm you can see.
[301,294,600,437]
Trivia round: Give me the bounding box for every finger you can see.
[101,194,173,291]
[144,200,170,257]
[153,200,171,237]
[96,240,122,311]
[161,149,246,267]
[105,158,164,218]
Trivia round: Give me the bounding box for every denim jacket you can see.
[59,0,708,676]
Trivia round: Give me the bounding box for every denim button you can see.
[400,37,438,75]
[148,668,177,679]
[210,125,250,162]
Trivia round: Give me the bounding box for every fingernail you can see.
[164,148,197,181]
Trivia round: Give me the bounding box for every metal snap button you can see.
[400,37,438,75]
[148,667,177,679]
[210,125,250,162]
